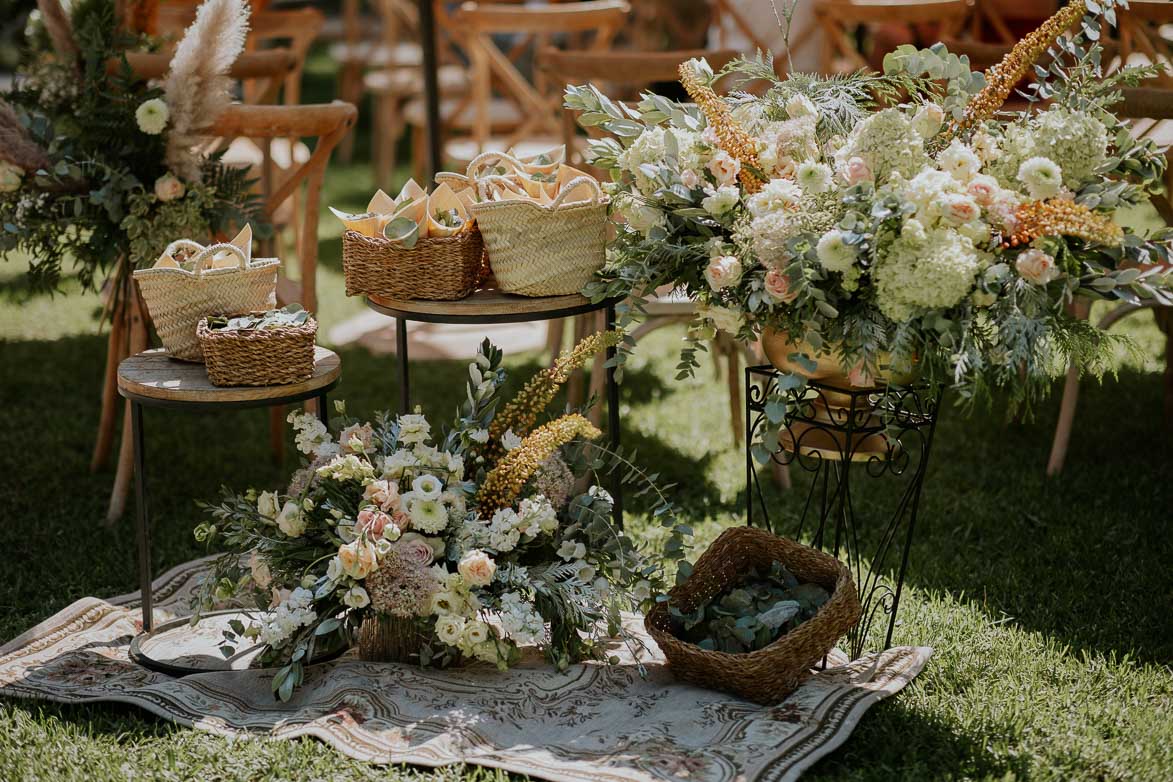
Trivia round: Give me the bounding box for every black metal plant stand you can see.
[745,365,943,659]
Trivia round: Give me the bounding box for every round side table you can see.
[118,346,341,633]
[366,290,624,523]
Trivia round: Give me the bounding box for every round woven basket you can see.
[471,176,608,297]
[196,314,317,387]
[341,227,486,300]
[134,242,279,363]
[645,526,862,704]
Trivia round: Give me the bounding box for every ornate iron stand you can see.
[745,365,943,659]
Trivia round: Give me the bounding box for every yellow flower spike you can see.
[477,414,601,515]
[678,60,766,194]
[486,330,622,462]
[945,1,1087,141]
[1011,199,1124,247]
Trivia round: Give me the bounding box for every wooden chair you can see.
[404,0,629,178]
[539,47,756,446]
[1046,86,1173,476]
[98,100,358,521]
[1116,0,1173,88]
[811,0,974,73]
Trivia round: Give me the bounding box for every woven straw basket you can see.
[341,227,486,300]
[134,241,278,362]
[197,314,317,387]
[645,526,862,704]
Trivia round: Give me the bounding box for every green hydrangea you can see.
[874,227,981,321]
[834,108,930,183]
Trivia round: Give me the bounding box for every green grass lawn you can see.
[1,55,1172,782]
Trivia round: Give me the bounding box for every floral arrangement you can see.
[668,561,830,654]
[569,0,1173,413]
[195,334,691,701]
[0,0,265,293]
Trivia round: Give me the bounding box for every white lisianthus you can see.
[701,185,740,216]
[0,161,24,193]
[704,255,743,291]
[341,586,370,609]
[435,614,466,645]
[257,490,280,520]
[1017,157,1064,200]
[619,195,665,236]
[707,151,741,187]
[1015,248,1061,285]
[276,501,306,537]
[411,474,443,501]
[463,620,492,646]
[572,560,597,582]
[796,161,833,195]
[557,539,587,561]
[326,556,343,582]
[785,93,817,119]
[632,580,653,603]
[816,229,857,274]
[501,429,523,451]
[467,429,490,446]
[746,178,803,217]
[911,103,945,139]
[381,448,419,480]
[458,549,497,587]
[938,141,982,183]
[135,98,169,134]
[397,413,431,445]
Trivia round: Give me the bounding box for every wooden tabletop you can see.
[366,289,612,324]
[118,347,341,407]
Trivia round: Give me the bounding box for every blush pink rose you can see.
[338,540,378,579]
[707,151,741,187]
[966,176,999,207]
[154,173,185,202]
[764,267,798,304]
[704,255,743,291]
[942,194,981,225]
[1015,249,1060,285]
[357,507,394,538]
[458,549,497,587]
[680,169,701,189]
[394,532,435,568]
[363,479,401,512]
[843,156,873,186]
[340,423,375,454]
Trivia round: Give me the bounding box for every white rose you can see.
[458,549,497,587]
[257,490,280,519]
[912,103,945,139]
[699,303,743,335]
[707,151,741,187]
[276,501,306,537]
[462,620,491,646]
[941,194,981,226]
[0,161,24,193]
[785,93,817,119]
[704,255,743,291]
[342,586,370,609]
[1015,248,1060,285]
[435,614,466,645]
[153,173,185,202]
[701,185,739,216]
[622,199,665,236]
[135,98,169,135]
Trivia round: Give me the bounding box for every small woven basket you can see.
[341,227,486,300]
[134,241,279,362]
[471,175,608,297]
[196,314,317,387]
[645,526,862,704]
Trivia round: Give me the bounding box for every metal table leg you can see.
[605,303,622,526]
[318,392,330,427]
[131,401,153,633]
[397,316,410,414]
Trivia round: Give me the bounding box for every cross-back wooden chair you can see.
[409,0,629,176]
[537,47,759,448]
[811,0,974,74]
[1047,86,1173,476]
[1116,0,1173,88]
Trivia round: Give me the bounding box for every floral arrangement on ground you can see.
[571,0,1172,417]
[0,0,266,294]
[195,333,691,701]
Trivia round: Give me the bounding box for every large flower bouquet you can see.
[195,334,690,701]
[0,0,265,293]
[570,0,1172,411]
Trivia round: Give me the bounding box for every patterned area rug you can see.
[0,558,931,782]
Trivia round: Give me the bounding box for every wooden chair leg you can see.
[92,281,129,471]
[336,63,363,163]
[373,92,392,190]
[546,317,566,360]
[106,296,150,524]
[1046,362,1082,477]
[725,339,743,445]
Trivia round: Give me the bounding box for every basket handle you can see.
[475,174,532,203]
[465,150,529,181]
[549,176,603,210]
[189,242,249,273]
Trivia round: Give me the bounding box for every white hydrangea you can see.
[874,228,981,321]
[617,127,667,194]
[834,108,929,183]
[746,211,795,263]
[517,495,558,537]
[1017,157,1064,200]
[488,508,522,552]
[256,588,317,649]
[746,178,804,218]
[815,229,857,274]
[1030,108,1109,190]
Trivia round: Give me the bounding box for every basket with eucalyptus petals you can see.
[197,305,317,387]
[341,227,486,300]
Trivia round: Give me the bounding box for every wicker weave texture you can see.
[133,245,278,363]
[357,615,429,663]
[472,180,608,297]
[197,315,317,387]
[341,228,486,300]
[645,526,862,704]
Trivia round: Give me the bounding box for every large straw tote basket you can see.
[196,314,317,387]
[471,176,608,297]
[341,227,486,300]
[645,526,862,704]
[133,241,278,362]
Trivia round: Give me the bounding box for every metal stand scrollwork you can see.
[745,365,943,659]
